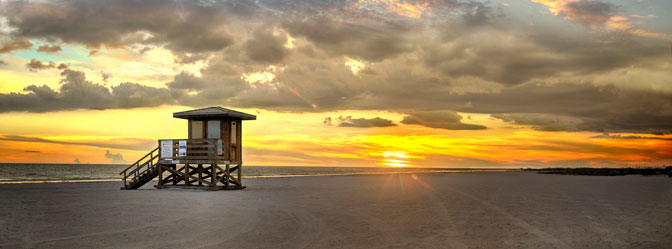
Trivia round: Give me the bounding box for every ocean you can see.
[0,163,515,184]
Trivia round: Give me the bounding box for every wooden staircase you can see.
[120,147,160,190]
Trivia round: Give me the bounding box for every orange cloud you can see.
[531,0,672,40]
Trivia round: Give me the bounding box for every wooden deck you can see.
[121,138,244,190]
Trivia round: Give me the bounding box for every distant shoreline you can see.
[525,166,672,177]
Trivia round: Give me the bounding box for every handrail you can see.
[120,146,159,175]
[124,147,156,172]
[128,158,152,176]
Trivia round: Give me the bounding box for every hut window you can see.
[207,120,220,138]
[231,121,237,144]
[191,120,204,139]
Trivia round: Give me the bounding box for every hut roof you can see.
[173,106,257,120]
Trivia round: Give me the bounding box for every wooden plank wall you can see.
[180,117,244,162]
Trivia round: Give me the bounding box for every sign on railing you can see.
[160,140,173,159]
[178,140,187,156]
[217,139,223,156]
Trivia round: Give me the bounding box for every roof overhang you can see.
[173,107,256,120]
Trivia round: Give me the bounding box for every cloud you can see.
[0,0,669,137]
[101,72,111,82]
[2,0,235,53]
[591,133,672,141]
[36,44,62,53]
[447,83,672,134]
[492,113,583,131]
[26,59,68,71]
[560,0,616,27]
[0,135,156,151]
[324,116,396,128]
[460,1,497,27]
[0,69,174,112]
[423,26,655,85]
[24,150,40,153]
[244,28,290,63]
[282,17,415,61]
[0,37,32,53]
[0,60,7,66]
[105,150,127,164]
[401,111,487,130]
[531,0,671,40]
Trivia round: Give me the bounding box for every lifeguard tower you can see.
[120,107,256,190]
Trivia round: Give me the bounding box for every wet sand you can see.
[1,172,671,248]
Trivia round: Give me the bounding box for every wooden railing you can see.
[120,146,159,188]
[158,138,233,162]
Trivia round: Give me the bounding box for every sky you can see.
[0,0,671,167]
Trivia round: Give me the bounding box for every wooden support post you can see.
[173,166,180,185]
[198,164,203,186]
[225,162,230,186]
[239,162,243,185]
[158,164,163,187]
[211,163,217,185]
[185,164,190,186]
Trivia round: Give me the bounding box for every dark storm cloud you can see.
[282,17,415,61]
[165,72,248,106]
[166,72,208,90]
[450,83,672,134]
[2,0,237,53]
[324,116,396,128]
[401,111,487,130]
[423,26,656,85]
[244,28,290,63]
[0,37,32,53]
[36,44,62,53]
[0,70,174,112]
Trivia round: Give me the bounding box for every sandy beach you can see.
[1,172,671,248]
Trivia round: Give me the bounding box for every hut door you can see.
[207,120,220,138]
[191,120,204,139]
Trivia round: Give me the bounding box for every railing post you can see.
[211,162,217,186]
[225,162,230,186]
[238,162,242,186]
[185,163,190,186]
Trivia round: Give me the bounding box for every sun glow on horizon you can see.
[380,151,411,167]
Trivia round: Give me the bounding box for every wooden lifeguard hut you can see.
[120,106,256,190]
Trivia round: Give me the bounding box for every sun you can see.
[379,151,410,167]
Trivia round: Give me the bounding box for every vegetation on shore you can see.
[524,167,672,177]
